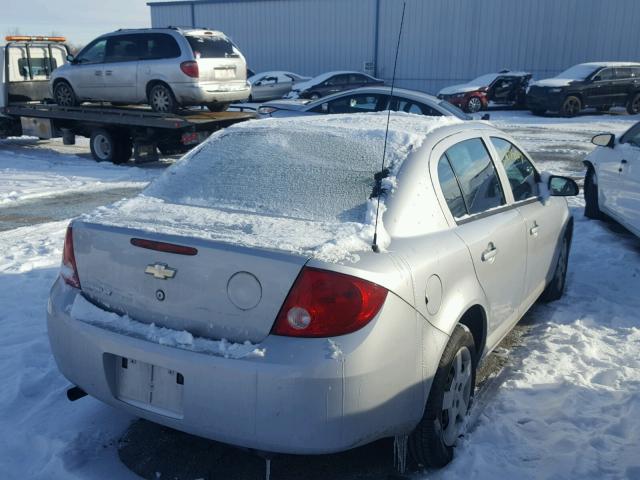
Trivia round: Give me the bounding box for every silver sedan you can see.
[48,113,577,468]
[256,86,472,120]
[248,71,311,102]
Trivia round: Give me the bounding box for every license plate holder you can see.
[115,356,184,418]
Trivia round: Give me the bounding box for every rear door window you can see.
[105,35,140,63]
[139,33,181,60]
[438,155,467,219]
[186,35,239,58]
[491,137,539,201]
[444,138,506,216]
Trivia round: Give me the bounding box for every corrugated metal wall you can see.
[149,0,640,94]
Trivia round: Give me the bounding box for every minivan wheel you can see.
[206,102,231,112]
[561,96,581,117]
[584,168,602,219]
[466,96,483,113]
[409,324,476,468]
[627,93,640,115]
[53,81,79,107]
[148,84,177,113]
[541,235,569,302]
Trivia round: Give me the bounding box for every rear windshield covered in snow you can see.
[146,129,383,223]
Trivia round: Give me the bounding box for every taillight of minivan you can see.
[180,61,199,79]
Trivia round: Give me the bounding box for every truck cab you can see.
[0,35,69,109]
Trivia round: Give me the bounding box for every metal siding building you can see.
[148,0,640,94]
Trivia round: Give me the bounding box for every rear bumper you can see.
[47,278,448,454]
[171,81,251,105]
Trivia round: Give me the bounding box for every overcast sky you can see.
[2,0,151,46]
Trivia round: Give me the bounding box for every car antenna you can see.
[372,0,406,253]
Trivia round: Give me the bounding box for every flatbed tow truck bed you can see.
[1,103,254,163]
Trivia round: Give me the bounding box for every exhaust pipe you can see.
[67,386,87,402]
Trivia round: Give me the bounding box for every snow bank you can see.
[70,294,265,359]
[84,113,460,263]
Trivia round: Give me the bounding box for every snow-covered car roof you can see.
[84,113,463,263]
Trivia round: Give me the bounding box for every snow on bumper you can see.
[47,277,445,454]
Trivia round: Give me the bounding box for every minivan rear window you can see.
[185,35,239,58]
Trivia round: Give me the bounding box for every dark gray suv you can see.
[287,71,384,100]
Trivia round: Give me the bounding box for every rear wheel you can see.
[89,129,131,164]
[584,168,602,219]
[465,96,483,113]
[53,81,79,107]
[627,93,640,115]
[206,102,231,112]
[148,83,177,113]
[561,96,582,117]
[541,234,569,302]
[409,324,476,468]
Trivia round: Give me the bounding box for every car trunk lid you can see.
[72,221,307,344]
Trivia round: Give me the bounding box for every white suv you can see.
[50,28,250,113]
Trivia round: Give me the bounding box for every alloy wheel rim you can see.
[152,89,170,111]
[441,346,473,446]
[93,134,111,160]
[468,97,482,113]
[565,98,579,116]
[56,85,73,106]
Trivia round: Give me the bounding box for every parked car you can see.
[258,86,472,120]
[50,28,251,113]
[286,71,384,100]
[248,71,311,101]
[438,70,532,113]
[49,113,578,468]
[583,123,640,236]
[526,62,640,117]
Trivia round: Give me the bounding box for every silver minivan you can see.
[50,28,251,112]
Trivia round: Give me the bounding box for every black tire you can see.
[627,92,640,115]
[89,129,131,164]
[205,102,231,112]
[531,108,546,116]
[53,80,79,107]
[561,95,582,117]
[584,168,602,219]
[541,234,570,302]
[148,83,177,113]
[465,96,483,113]
[409,324,477,469]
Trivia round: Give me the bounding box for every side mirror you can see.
[548,175,579,197]
[66,54,75,63]
[254,81,262,86]
[591,133,615,148]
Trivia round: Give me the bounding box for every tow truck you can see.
[0,35,254,163]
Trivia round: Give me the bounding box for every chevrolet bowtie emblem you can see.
[144,263,177,280]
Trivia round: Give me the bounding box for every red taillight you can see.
[180,60,199,78]
[272,267,388,338]
[61,226,81,289]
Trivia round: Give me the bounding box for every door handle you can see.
[530,223,540,236]
[105,70,113,76]
[481,243,498,262]
[94,70,102,76]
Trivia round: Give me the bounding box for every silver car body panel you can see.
[50,28,250,107]
[48,118,572,454]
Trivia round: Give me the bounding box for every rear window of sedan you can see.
[185,35,239,58]
[146,129,383,223]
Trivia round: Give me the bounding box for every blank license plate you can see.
[115,356,184,418]
[215,68,235,79]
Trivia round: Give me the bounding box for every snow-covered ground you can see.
[0,137,159,206]
[0,111,639,479]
